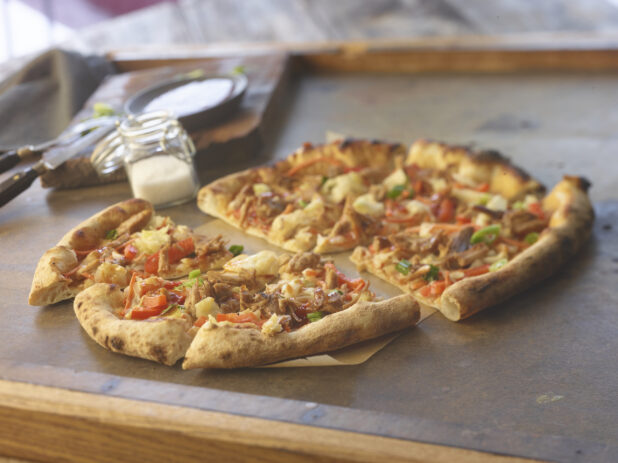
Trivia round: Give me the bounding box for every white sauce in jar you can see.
[143,79,234,116]
[128,155,198,207]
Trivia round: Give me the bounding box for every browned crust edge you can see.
[28,199,153,306]
[73,283,193,366]
[182,294,419,369]
[440,175,594,321]
[406,139,546,199]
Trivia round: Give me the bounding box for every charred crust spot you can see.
[470,148,534,182]
[150,345,167,364]
[220,351,232,360]
[110,337,124,351]
[77,302,83,309]
[576,176,592,192]
[473,149,509,164]
[339,137,356,150]
[92,326,98,335]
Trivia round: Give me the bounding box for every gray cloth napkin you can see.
[0,48,113,149]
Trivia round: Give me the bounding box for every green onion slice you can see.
[105,229,118,240]
[307,311,323,322]
[298,199,309,208]
[387,184,406,199]
[396,259,412,275]
[188,269,201,279]
[423,264,440,281]
[489,259,508,272]
[512,201,524,210]
[229,244,244,256]
[321,176,329,186]
[478,194,491,205]
[159,304,178,317]
[470,224,501,244]
[524,232,539,244]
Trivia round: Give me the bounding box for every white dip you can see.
[128,155,197,207]
[143,79,234,116]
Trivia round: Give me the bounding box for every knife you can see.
[0,122,117,208]
[0,116,119,174]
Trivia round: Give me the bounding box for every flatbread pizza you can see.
[350,140,594,320]
[29,199,232,306]
[198,138,594,322]
[197,139,406,253]
[73,251,420,367]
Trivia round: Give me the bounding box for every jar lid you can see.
[91,111,186,175]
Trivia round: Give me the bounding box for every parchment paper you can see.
[193,220,435,368]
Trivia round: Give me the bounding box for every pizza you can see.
[198,138,594,322]
[29,199,233,306]
[350,140,594,321]
[197,139,406,253]
[73,251,419,367]
[32,136,593,369]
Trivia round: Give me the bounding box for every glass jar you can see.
[117,111,199,208]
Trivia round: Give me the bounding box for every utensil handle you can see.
[0,150,20,174]
[0,168,39,207]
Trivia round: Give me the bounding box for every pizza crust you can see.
[29,199,153,306]
[439,176,594,321]
[182,294,419,369]
[407,139,544,199]
[74,283,194,366]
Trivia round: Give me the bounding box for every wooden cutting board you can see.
[41,52,289,189]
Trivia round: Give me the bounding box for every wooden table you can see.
[1,38,617,462]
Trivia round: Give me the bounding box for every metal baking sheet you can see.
[1,69,617,462]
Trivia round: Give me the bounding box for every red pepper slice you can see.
[463,264,491,277]
[194,316,207,327]
[168,237,195,264]
[142,293,167,310]
[476,182,490,192]
[130,306,166,320]
[528,202,546,220]
[144,253,159,274]
[436,198,455,223]
[216,312,263,326]
[124,244,138,262]
[418,280,446,298]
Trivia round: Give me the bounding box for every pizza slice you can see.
[197,138,405,252]
[73,250,420,367]
[351,140,594,321]
[29,199,233,306]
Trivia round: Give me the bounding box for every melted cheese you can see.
[353,193,385,216]
[428,177,448,193]
[486,194,508,212]
[451,188,489,206]
[252,183,270,195]
[321,172,366,203]
[133,227,171,255]
[223,250,279,276]
[261,314,283,336]
[270,197,324,239]
[383,168,407,190]
[404,199,431,217]
[195,297,220,318]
